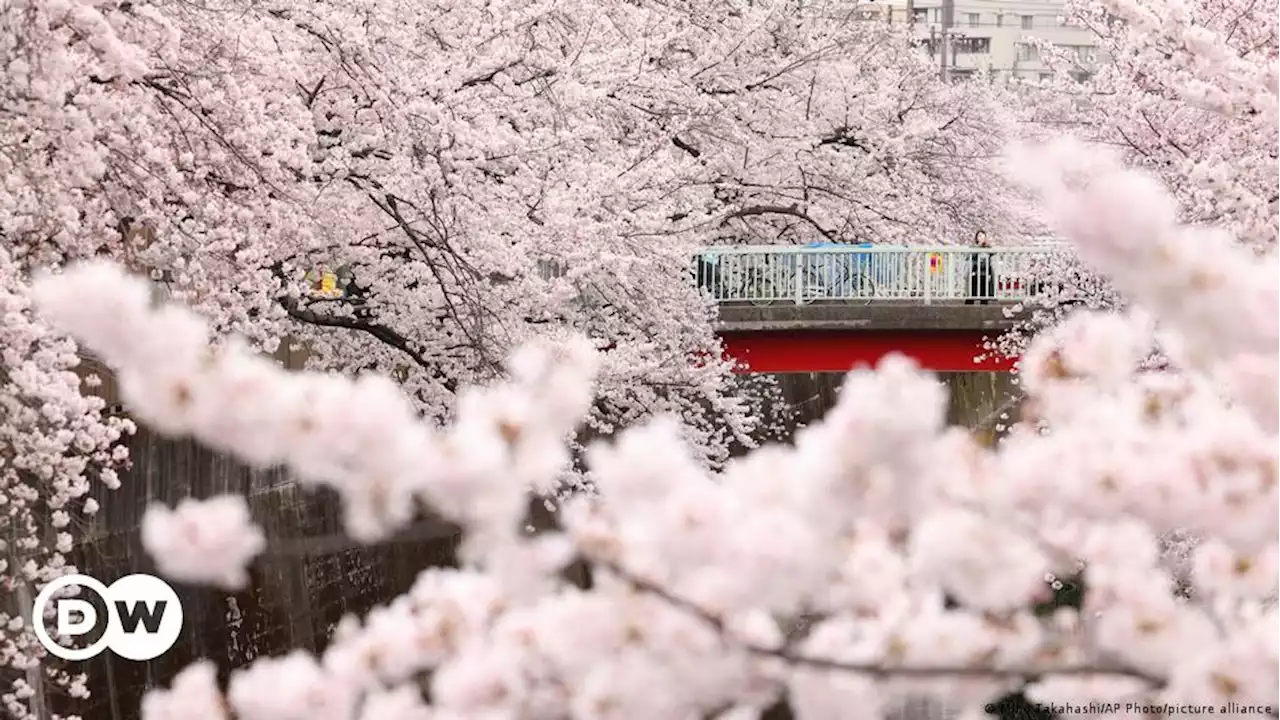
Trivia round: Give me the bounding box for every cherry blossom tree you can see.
[994,0,1275,371]
[0,248,135,720]
[1022,0,1278,251]
[983,250,1120,369]
[29,133,1277,720]
[2,0,1025,467]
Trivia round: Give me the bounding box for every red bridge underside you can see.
[719,330,1018,373]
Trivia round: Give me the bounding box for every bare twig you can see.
[592,558,1166,688]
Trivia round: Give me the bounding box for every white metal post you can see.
[948,251,959,301]
[793,255,803,305]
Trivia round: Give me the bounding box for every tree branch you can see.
[278,294,450,389]
[592,557,1167,689]
[721,205,837,241]
[672,136,702,158]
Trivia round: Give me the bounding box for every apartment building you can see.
[857,0,1102,82]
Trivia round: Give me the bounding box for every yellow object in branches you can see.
[306,267,342,297]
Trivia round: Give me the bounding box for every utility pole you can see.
[939,0,954,82]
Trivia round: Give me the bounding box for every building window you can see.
[915,37,941,54]
[912,7,929,22]
[535,259,566,281]
[1070,70,1094,83]
[1058,45,1098,63]
[1020,14,1034,29]
[1016,44,1039,62]
[951,69,976,82]
[1039,72,1053,81]
[967,12,980,27]
[954,36,991,54]
[995,13,1003,27]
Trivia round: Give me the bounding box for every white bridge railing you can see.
[693,246,1067,305]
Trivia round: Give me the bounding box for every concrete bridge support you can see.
[756,370,1021,446]
[940,371,1021,446]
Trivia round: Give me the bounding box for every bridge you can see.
[694,245,1064,373]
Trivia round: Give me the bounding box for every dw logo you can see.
[32,574,184,661]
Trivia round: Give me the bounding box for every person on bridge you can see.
[966,230,995,305]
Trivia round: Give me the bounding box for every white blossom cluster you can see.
[985,250,1124,370]
[141,495,266,591]
[0,248,134,719]
[30,140,1278,720]
[1023,0,1277,251]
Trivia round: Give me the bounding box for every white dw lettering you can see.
[32,573,184,661]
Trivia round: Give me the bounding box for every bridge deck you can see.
[715,301,1028,373]
[716,300,1025,333]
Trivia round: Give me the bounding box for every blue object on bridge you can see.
[796,241,879,294]
[849,242,893,284]
[847,242,875,269]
